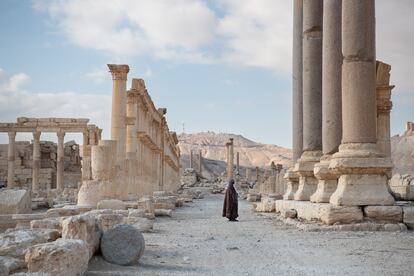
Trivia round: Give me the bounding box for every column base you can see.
[283,169,299,200]
[329,143,395,206]
[293,150,322,201]
[310,156,338,203]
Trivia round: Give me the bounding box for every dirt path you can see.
[87,194,414,275]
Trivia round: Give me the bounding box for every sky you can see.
[0,0,413,148]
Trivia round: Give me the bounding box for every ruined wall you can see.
[0,140,81,190]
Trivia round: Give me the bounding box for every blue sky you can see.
[0,0,413,148]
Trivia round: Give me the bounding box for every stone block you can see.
[101,224,145,266]
[0,189,31,215]
[255,202,275,213]
[153,196,176,210]
[97,213,124,232]
[46,207,80,218]
[30,218,63,235]
[61,213,101,258]
[281,209,297,219]
[97,199,127,210]
[320,205,363,225]
[363,206,402,223]
[403,206,414,229]
[25,239,89,276]
[123,217,154,233]
[0,256,26,275]
[155,209,173,217]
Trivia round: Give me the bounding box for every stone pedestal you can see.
[283,169,299,200]
[294,151,322,201]
[311,155,338,203]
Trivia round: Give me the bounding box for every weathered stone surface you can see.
[153,196,176,210]
[0,189,31,215]
[281,209,297,219]
[255,202,275,213]
[364,206,402,223]
[320,205,363,225]
[101,224,145,266]
[97,199,126,210]
[0,256,26,275]
[61,213,101,258]
[0,228,58,259]
[77,179,101,207]
[97,213,124,232]
[403,206,414,229]
[46,208,80,218]
[389,174,414,200]
[25,238,89,276]
[30,218,63,235]
[383,224,402,232]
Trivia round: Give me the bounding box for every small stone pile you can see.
[389,174,414,200]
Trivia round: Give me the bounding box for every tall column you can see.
[246,168,250,182]
[7,131,16,188]
[236,152,240,175]
[285,0,304,200]
[376,61,394,159]
[311,0,342,203]
[81,130,91,181]
[198,149,202,176]
[32,131,41,193]
[56,130,65,192]
[228,138,234,180]
[108,64,130,166]
[293,0,323,201]
[255,166,259,182]
[189,150,193,169]
[329,0,394,206]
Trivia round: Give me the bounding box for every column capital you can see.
[33,131,41,141]
[107,64,130,80]
[8,131,16,139]
[57,130,66,139]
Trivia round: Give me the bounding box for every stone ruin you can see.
[0,64,188,275]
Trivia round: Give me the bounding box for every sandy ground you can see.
[87,194,414,276]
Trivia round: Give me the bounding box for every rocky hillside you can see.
[178,132,292,179]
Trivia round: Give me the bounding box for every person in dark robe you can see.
[222,179,238,221]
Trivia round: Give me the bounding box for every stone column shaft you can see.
[32,131,41,193]
[57,131,65,191]
[311,0,342,203]
[108,64,130,165]
[228,138,234,180]
[292,0,304,162]
[7,131,16,188]
[294,0,323,201]
[329,0,394,206]
[198,150,202,176]
[236,152,240,175]
[190,150,193,169]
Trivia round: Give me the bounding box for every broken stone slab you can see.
[363,206,403,223]
[12,214,46,229]
[153,196,176,210]
[0,189,31,215]
[137,197,154,215]
[0,256,26,275]
[30,218,63,237]
[320,205,363,225]
[25,239,89,276]
[389,174,414,200]
[45,207,80,218]
[403,206,414,229]
[97,199,127,210]
[153,191,168,197]
[96,213,124,232]
[154,209,173,217]
[61,213,101,258]
[101,224,145,266]
[255,202,275,213]
[0,228,59,259]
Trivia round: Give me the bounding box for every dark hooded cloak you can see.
[222,179,238,220]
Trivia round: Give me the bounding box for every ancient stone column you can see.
[32,131,41,193]
[7,131,16,188]
[376,61,394,158]
[198,149,202,176]
[329,0,394,206]
[246,168,251,182]
[236,152,240,175]
[311,0,342,203]
[293,0,323,201]
[81,130,92,181]
[108,64,130,165]
[292,0,304,162]
[255,166,259,182]
[228,138,234,180]
[189,150,193,169]
[56,131,65,192]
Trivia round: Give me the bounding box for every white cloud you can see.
[85,68,108,84]
[0,69,111,143]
